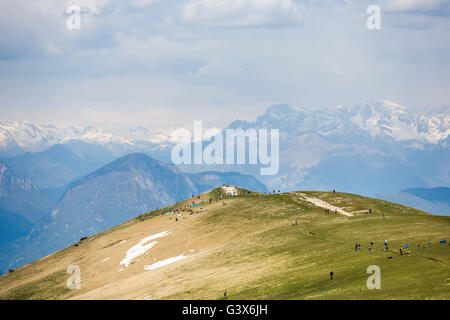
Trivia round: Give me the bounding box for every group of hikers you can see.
[167,198,211,222]
[168,187,243,222]
[331,238,448,281]
[354,239,441,256]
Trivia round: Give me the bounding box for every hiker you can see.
[355,243,358,251]
[417,241,420,250]
[358,243,361,250]
[330,271,334,280]
[399,246,403,256]
[369,208,372,214]
[382,212,386,219]
[428,240,431,248]
[369,247,372,254]
[334,209,337,214]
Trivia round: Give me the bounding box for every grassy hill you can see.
[0,188,449,300]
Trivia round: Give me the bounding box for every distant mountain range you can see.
[181,100,449,196]
[2,100,447,195]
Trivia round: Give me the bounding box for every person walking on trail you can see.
[330,271,334,280]
[428,240,431,248]
[334,209,337,215]
[382,212,386,219]
[355,243,358,251]
[369,247,372,254]
[417,241,420,250]
[399,246,403,256]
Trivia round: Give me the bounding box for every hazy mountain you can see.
[3,144,99,191]
[0,161,54,223]
[0,208,33,243]
[37,153,197,239]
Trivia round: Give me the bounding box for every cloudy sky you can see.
[0,0,449,130]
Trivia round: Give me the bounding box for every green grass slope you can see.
[0,189,448,300]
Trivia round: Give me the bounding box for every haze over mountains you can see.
[0,99,448,195]
[220,100,449,192]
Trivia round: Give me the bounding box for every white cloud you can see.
[381,0,447,12]
[129,0,159,8]
[66,0,111,15]
[0,0,449,129]
[181,0,303,27]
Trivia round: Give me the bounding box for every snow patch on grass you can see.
[143,254,187,271]
[120,231,171,267]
